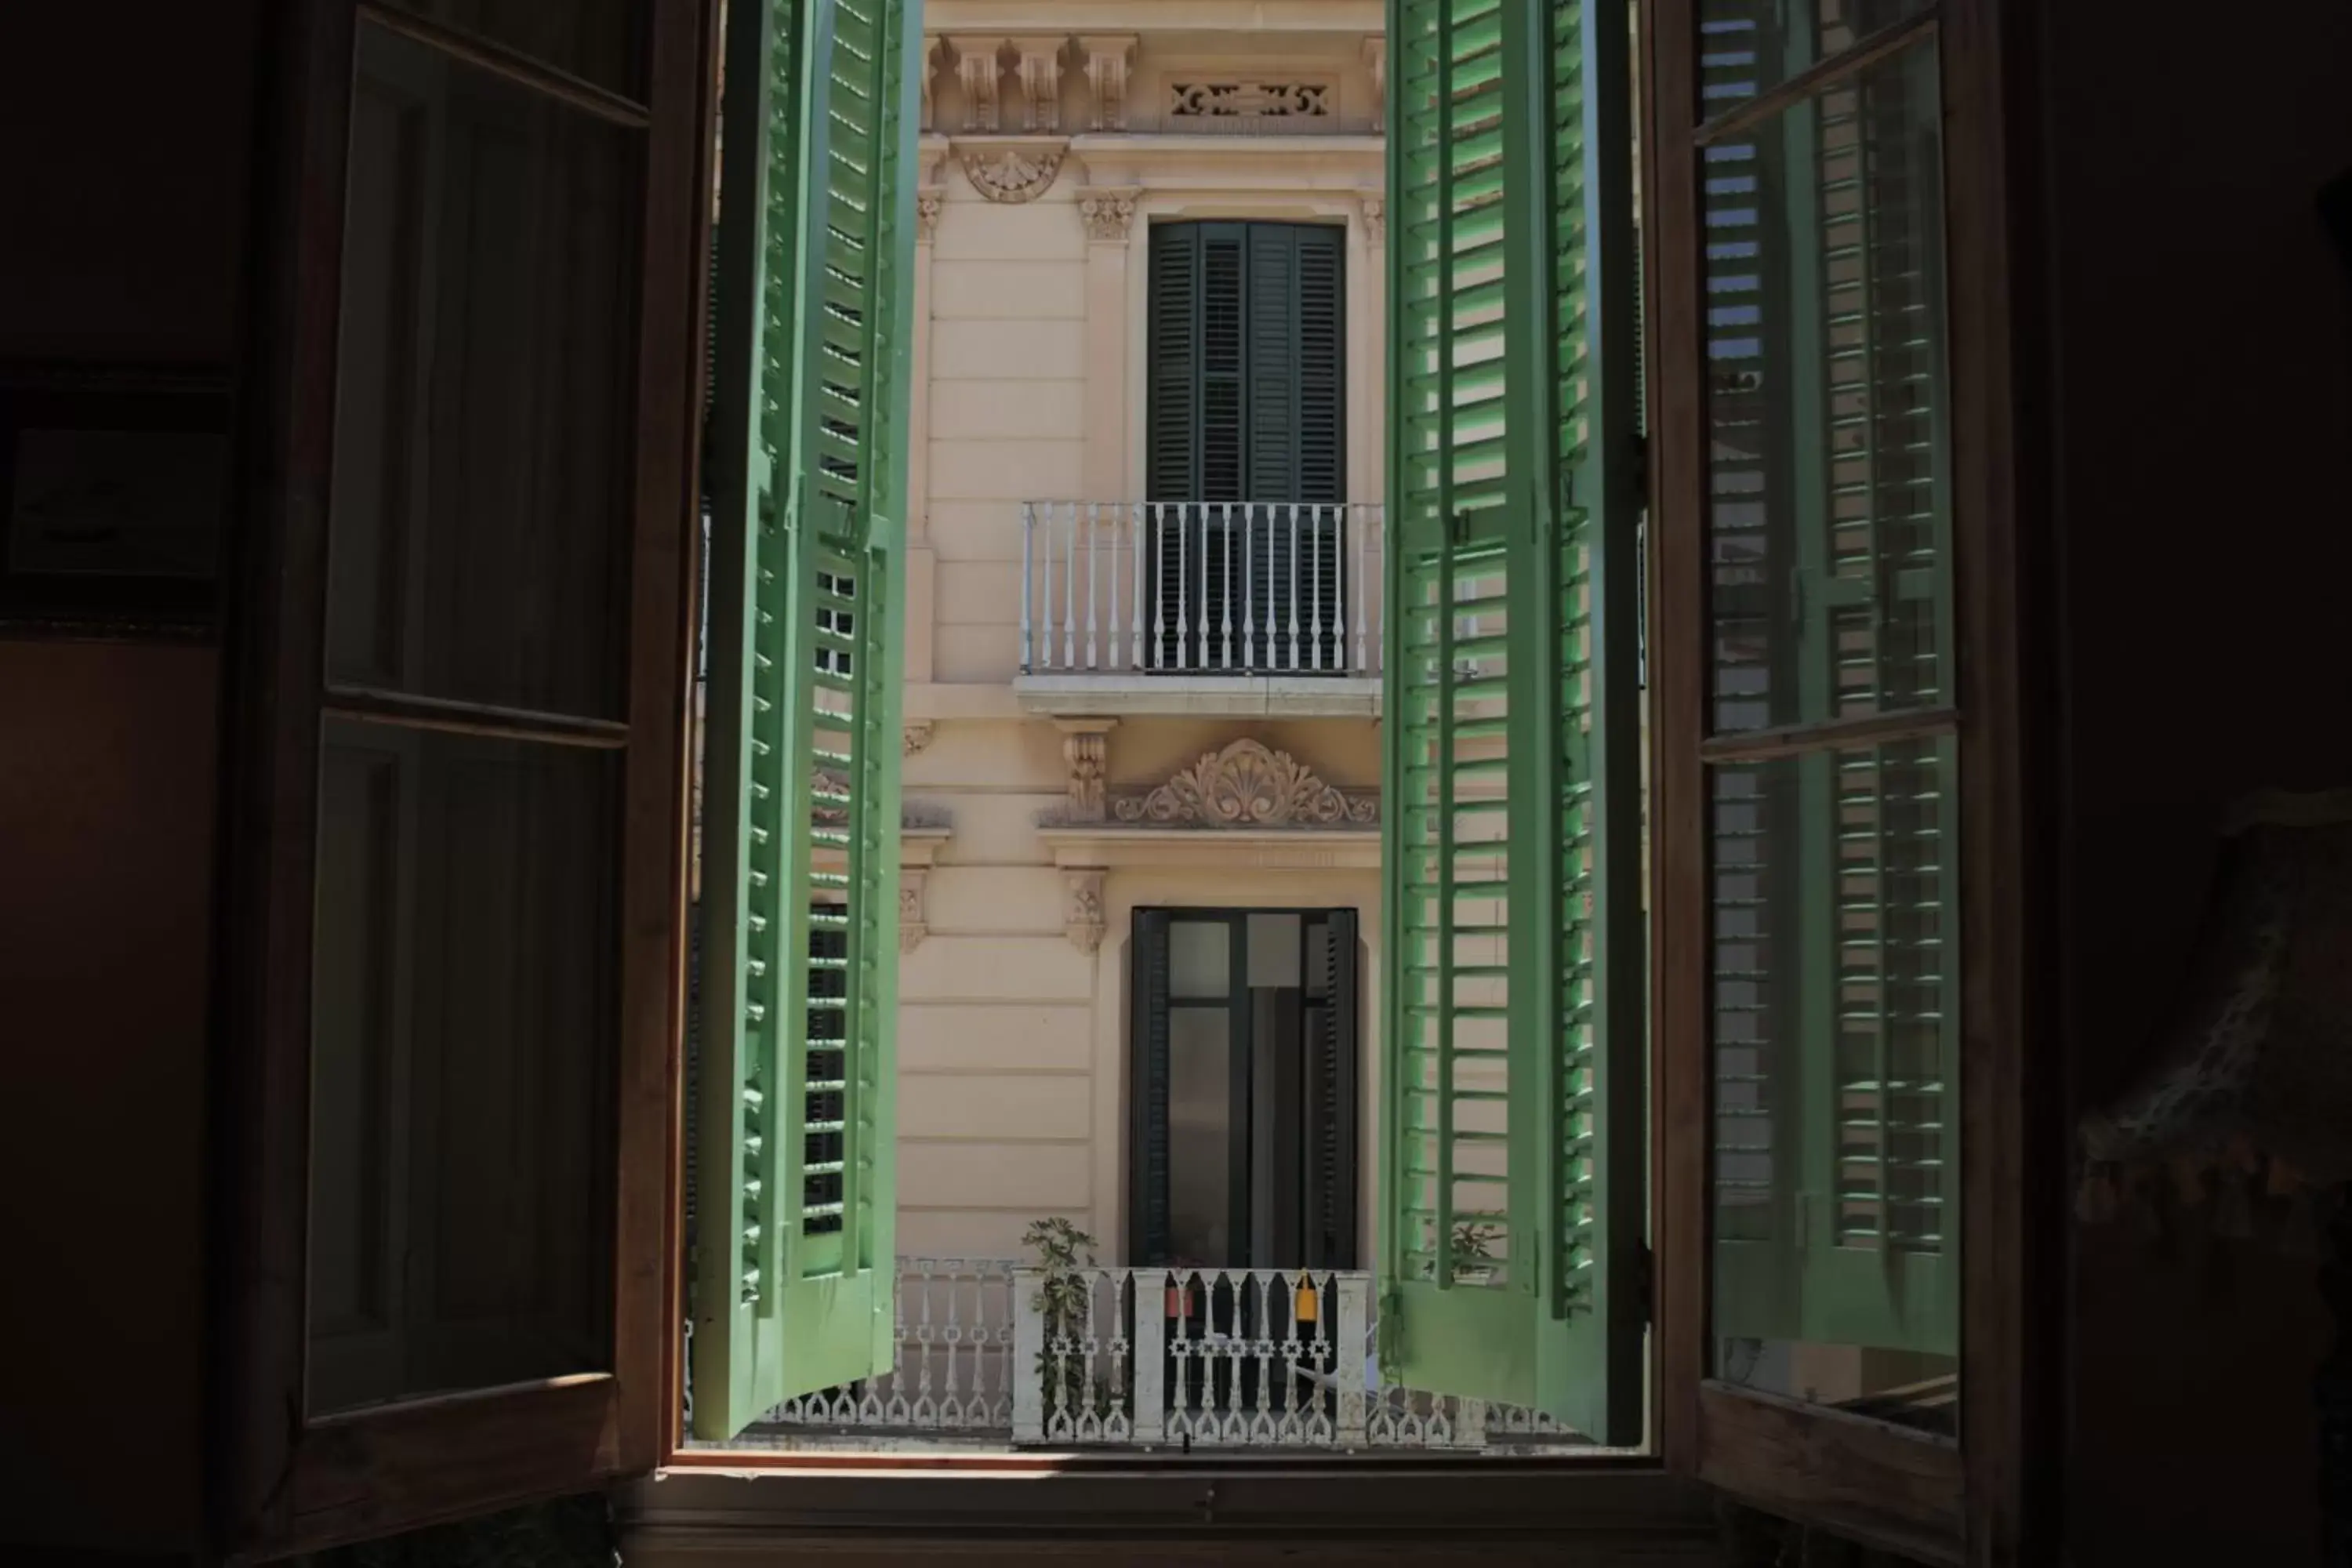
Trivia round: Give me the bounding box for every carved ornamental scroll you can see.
[1112,739,1377,828]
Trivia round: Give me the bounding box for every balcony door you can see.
[1129,909,1360,1272]
[1145,221,1346,673]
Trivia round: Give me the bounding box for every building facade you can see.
[893,1,1390,1270]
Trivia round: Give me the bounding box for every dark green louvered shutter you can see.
[1311,910,1362,1270]
[695,0,921,1442]
[1127,910,1174,1265]
[1149,222,1345,670]
[1377,0,1643,1443]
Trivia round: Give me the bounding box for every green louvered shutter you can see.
[695,0,921,1443]
[1377,0,1643,1443]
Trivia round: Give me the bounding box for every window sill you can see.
[619,1461,1719,1563]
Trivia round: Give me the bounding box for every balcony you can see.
[710,1258,1581,1454]
[1016,500,1385,717]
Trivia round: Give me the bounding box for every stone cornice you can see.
[1037,826,1380,872]
[924,1,1383,34]
[1067,132,1383,191]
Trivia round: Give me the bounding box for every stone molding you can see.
[1359,193,1385,245]
[1361,37,1387,132]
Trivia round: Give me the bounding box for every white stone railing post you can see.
[1335,1272,1370,1447]
[1011,1265,1045,1443]
[1132,1271,1167,1443]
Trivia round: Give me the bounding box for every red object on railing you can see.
[1165,1271,1192,1320]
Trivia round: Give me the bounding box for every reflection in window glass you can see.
[308,719,618,1415]
[1704,41,1949,734]
[327,20,641,720]
[1696,0,1932,117]
[379,0,644,100]
[1708,734,1958,1436]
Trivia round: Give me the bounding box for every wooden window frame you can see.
[1645,1,2055,1563]
[213,0,713,1555]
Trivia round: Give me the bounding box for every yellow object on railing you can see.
[1294,1271,1319,1324]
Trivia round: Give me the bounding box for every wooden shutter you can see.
[695,0,920,1442]
[1377,0,1642,1442]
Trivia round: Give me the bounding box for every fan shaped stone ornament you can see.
[1112,739,1377,829]
[959,138,1067,203]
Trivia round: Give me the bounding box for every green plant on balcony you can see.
[1023,1216,1120,1424]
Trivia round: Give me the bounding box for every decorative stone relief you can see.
[958,139,1068,203]
[1080,185,1140,244]
[903,720,936,755]
[948,36,1005,132]
[1359,194,1385,245]
[1167,79,1334,125]
[899,866,931,953]
[1079,34,1138,130]
[1054,718,1119,822]
[1112,739,1378,828]
[1063,868,1107,956]
[1010,35,1065,132]
[1361,38,1388,132]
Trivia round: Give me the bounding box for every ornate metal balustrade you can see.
[733,1258,1578,1454]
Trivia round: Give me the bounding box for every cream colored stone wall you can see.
[895,13,1388,1268]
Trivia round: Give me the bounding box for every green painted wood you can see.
[693,0,921,1442]
[1377,0,1642,1443]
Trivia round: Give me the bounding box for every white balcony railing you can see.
[733,1258,1578,1453]
[1020,501,1385,679]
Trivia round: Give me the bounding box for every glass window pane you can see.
[1247,912,1302,989]
[379,0,644,101]
[328,20,642,720]
[1704,40,1949,734]
[1167,1006,1234,1266]
[308,719,618,1415]
[1170,919,1231,1000]
[1708,734,1958,1436]
[1696,0,1931,118]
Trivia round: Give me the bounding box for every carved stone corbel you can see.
[1080,185,1140,245]
[1361,37,1388,132]
[948,36,1007,132]
[1054,717,1119,822]
[920,34,945,132]
[1078,34,1138,130]
[903,720,936,756]
[1063,867,1107,956]
[916,187,944,241]
[899,866,931,953]
[1359,194,1385,246]
[1009,35,1066,132]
